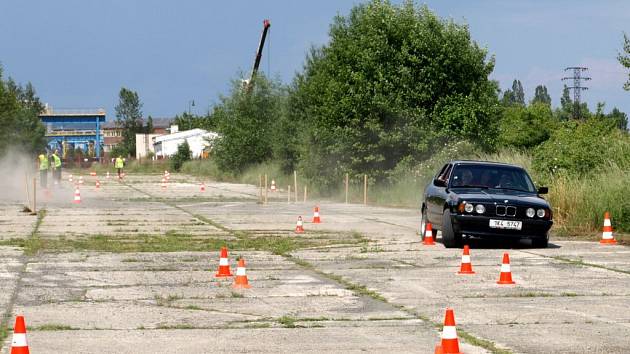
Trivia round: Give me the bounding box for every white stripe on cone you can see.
[500,263,511,272]
[11,333,27,346]
[219,258,229,266]
[236,267,246,276]
[461,255,471,263]
[602,232,613,239]
[441,326,457,339]
[604,219,611,227]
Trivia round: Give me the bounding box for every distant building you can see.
[153,128,218,159]
[135,133,161,160]
[39,107,106,159]
[103,117,173,156]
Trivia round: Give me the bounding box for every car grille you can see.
[496,205,516,217]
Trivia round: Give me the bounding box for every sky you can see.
[1,0,628,120]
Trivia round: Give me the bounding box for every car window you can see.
[437,164,452,182]
[449,164,536,192]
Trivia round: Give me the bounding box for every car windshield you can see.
[449,164,536,193]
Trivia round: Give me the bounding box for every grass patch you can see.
[277,315,297,328]
[33,324,77,331]
[155,323,196,330]
[230,291,244,298]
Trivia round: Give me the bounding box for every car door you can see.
[426,163,451,225]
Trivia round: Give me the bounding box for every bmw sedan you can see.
[421,160,553,248]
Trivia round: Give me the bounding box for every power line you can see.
[562,67,591,119]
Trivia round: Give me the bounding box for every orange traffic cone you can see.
[312,206,321,223]
[215,246,233,277]
[457,245,475,274]
[95,180,100,190]
[497,253,515,284]
[440,308,461,354]
[295,216,305,234]
[68,174,73,182]
[10,315,30,354]
[106,171,110,179]
[600,212,617,245]
[78,176,83,185]
[90,171,96,176]
[161,177,167,190]
[270,179,277,192]
[423,223,436,245]
[72,186,81,204]
[165,171,170,181]
[200,183,206,192]
[232,258,251,289]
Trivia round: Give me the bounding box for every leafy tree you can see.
[171,140,191,171]
[532,85,551,105]
[502,80,525,106]
[213,75,286,173]
[145,115,154,134]
[289,1,499,188]
[607,107,628,131]
[114,87,143,157]
[173,112,217,132]
[498,103,556,149]
[618,32,630,91]
[0,66,46,155]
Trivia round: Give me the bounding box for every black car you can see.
[421,160,553,248]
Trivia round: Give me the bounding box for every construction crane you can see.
[243,19,271,92]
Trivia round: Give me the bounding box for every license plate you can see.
[489,219,522,230]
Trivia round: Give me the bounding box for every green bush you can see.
[170,141,191,172]
[533,118,630,176]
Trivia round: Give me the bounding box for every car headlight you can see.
[475,204,485,214]
[464,203,474,213]
[526,208,535,218]
[537,209,546,218]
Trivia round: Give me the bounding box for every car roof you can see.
[449,160,524,169]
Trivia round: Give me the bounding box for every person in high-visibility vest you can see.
[51,150,62,186]
[37,151,49,188]
[115,155,124,179]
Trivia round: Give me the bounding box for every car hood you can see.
[452,188,550,208]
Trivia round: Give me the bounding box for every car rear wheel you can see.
[441,210,461,248]
[531,234,549,248]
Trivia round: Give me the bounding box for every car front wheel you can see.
[531,234,549,248]
[441,210,461,248]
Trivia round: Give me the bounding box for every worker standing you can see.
[51,150,62,186]
[37,151,49,188]
[115,155,124,180]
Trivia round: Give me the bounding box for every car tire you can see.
[531,234,549,248]
[441,210,461,248]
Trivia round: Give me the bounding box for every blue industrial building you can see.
[39,108,106,159]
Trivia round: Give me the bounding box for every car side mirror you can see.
[537,187,548,194]
[433,179,447,187]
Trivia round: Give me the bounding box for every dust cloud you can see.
[0,149,40,206]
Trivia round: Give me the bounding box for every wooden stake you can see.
[259,174,263,203]
[294,171,298,203]
[345,173,349,204]
[304,185,307,203]
[264,174,268,205]
[32,177,37,214]
[363,174,368,205]
[288,185,291,204]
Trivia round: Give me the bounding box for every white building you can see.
[135,133,162,160]
[153,128,218,158]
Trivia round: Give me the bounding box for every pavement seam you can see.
[283,254,512,354]
[0,209,46,350]
[520,250,630,275]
